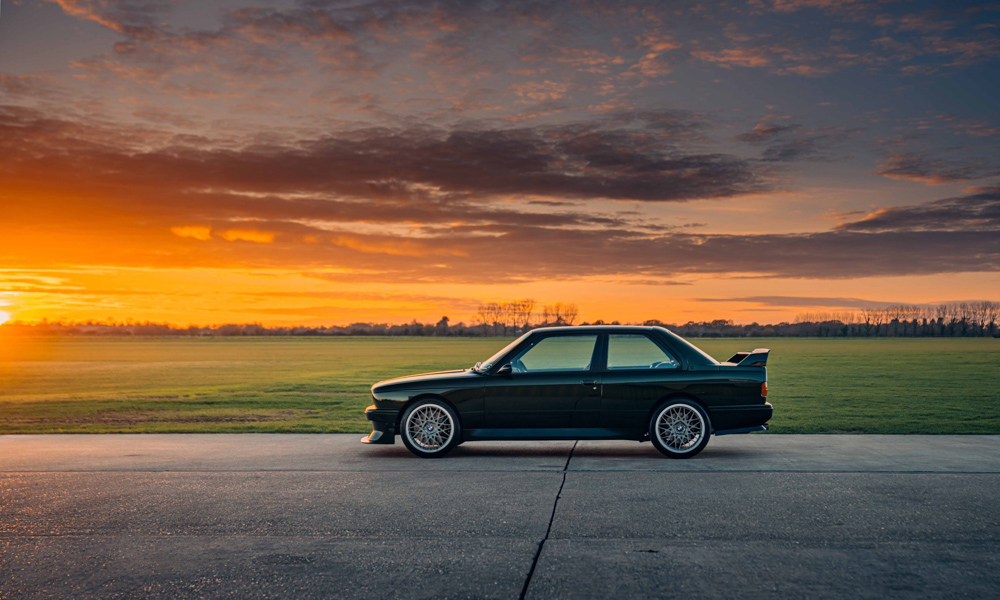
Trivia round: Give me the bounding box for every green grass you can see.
[0,336,997,434]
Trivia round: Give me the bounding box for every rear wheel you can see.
[649,400,710,458]
[400,399,461,458]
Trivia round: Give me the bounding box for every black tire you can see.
[400,399,462,458]
[649,399,711,459]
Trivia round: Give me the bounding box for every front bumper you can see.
[360,405,398,445]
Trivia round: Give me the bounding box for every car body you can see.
[362,325,772,458]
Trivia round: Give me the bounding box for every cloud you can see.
[2,103,998,284]
[691,46,774,68]
[45,0,167,36]
[735,118,858,162]
[697,295,897,309]
[170,225,213,241]
[838,185,1000,232]
[220,229,275,243]
[875,153,1000,184]
[0,104,765,204]
[735,122,800,142]
[763,0,871,16]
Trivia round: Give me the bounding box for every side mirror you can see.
[497,363,513,376]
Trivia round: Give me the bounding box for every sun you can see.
[0,310,10,325]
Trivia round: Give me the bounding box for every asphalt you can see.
[1,434,999,599]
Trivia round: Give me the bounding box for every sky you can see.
[1,0,999,327]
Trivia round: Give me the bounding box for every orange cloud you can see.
[170,225,213,241]
[221,229,275,243]
[690,47,772,68]
[331,236,467,257]
[510,80,570,102]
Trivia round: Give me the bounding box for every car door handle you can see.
[581,380,597,386]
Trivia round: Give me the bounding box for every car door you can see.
[600,333,686,431]
[484,333,601,430]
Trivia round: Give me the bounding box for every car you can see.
[362,325,772,458]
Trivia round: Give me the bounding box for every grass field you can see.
[0,336,997,434]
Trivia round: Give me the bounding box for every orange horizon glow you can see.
[2,266,998,328]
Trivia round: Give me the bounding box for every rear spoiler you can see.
[724,348,770,367]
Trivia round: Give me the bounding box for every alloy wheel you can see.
[655,403,705,453]
[405,404,455,451]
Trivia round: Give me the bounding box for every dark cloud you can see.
[291,227,1000,284]
[735,119,858,162]
[3,103,998,283]
[734,122,801,142]
[875,153,1000,184]
[838,185,1000,232]
[697,296,900,308]
[0,105,765,203]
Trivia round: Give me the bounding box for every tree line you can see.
[2,300,997,338]
[792,302,1000,338]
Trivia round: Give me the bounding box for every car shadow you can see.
[364,442,766,460]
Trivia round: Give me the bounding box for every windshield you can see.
[473,333,531,372]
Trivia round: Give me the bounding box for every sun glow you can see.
[0,310,10,325]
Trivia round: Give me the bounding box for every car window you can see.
[607,334,678,370]
[511,335,598,373]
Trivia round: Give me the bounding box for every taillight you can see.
[761,382,768,397]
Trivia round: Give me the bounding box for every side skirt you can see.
[464,427,643,441]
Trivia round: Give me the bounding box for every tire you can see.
[649,399,710,459]
[400,399,461,458]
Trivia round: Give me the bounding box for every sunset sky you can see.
[1,0,999,326]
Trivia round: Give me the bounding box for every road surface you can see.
[2,434,999,599]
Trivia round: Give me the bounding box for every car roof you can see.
[528,325,663,334]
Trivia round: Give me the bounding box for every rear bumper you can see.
[709,402,773,433]
[361,405,398,445]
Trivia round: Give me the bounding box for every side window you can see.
[511,335,598,373]
[607,334,678,370]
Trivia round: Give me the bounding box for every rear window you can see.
[607,334,678,370]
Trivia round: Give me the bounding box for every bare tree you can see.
[513,298,535,330]
[971,301,989,335]
[477,299,537,335]
[984,301,1000,336]
[542,302,579,326]
[861,307,885,336]
[562,303,578,325]
[476,302,502,336]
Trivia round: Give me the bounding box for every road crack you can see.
[519,440,577,600]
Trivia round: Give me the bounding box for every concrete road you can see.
[2,435,999,599]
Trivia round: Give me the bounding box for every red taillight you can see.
[761,382,768,397]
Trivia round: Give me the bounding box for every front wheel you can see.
[400,399,461,458]
[650,400,710,459]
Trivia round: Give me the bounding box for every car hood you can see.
[372,369,480,391]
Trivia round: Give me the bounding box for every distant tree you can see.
[435,316,450,335]
[513,299,535,331]
[542,302,578,326]
[984,301,1000,337]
